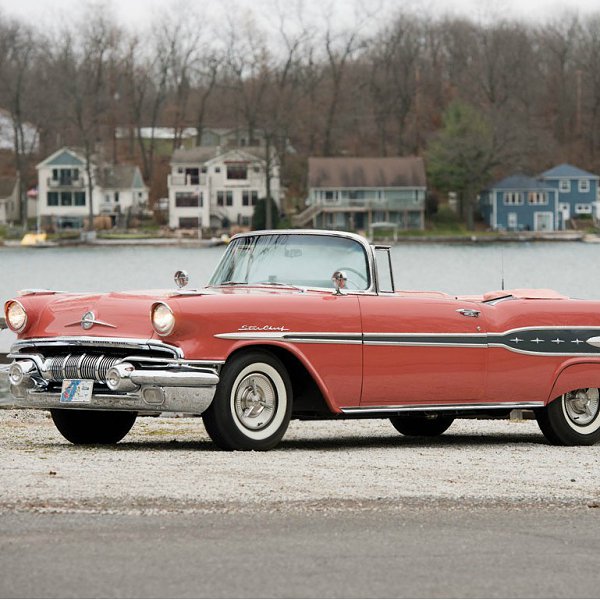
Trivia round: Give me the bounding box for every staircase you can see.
[291,204,322,227]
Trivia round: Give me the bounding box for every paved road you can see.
[2,507,600,598]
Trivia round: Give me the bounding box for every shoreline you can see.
[0,231,598,247]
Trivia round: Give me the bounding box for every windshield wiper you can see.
[215,281,248,286]
[254,281,306,293]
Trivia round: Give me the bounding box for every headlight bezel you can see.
[150,301,175,336]
[5,300,28,333]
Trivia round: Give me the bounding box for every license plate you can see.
[60,379,94,403]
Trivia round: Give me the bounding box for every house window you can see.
[52,168,79,185]
[579,179,590,193]
[47,192,59,206]
[503,192,523,205]
[201,167,207,174]
[185,168,199,185]
[324,190,339,204]
[114,192,120,204]
[528,192,547,205]
[253,166,260,173]
[227,165,248,180]
[226,191,233,206]
[215,167,221,173]
[60,191,72,206]
[242,191,259,206]
[575,204,593,214]
[74,192,86,206]
[175,192,201,207]
[507,212,518,230]
[217,191,224,206]
[559,179,571,193]
[179,217,199,228]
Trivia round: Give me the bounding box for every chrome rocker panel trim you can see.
[340,402,545,415]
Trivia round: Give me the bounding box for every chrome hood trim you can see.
[10,336,183,358]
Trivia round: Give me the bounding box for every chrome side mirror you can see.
[331,270,347,295]
[174,270,189,289]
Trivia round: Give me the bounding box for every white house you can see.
[167,146,280,229]
[37,148,148,229]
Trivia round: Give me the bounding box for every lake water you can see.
[1,241,600,353]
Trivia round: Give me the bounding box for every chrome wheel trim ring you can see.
[229,362,287,441]
[561,388,600,433]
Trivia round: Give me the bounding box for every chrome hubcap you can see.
[234,373,276,430]
[564,388,600,426]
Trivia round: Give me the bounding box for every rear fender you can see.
[547,360,600,403]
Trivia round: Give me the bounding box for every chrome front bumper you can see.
[0,361,219,414]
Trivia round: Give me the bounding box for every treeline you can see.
[1,2,600,213]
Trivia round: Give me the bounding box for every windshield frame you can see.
[208,230,376,294]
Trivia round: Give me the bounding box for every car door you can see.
[359,294,488,406]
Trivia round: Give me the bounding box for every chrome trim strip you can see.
[340,402,545,415]
[487,343,600,357]
[214,331,363,344]
[10,337,184,358]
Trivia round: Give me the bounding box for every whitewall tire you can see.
[203,351,292,450]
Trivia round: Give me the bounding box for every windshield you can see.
[209,233,370,291]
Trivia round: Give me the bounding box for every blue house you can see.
[480,164,599,231]
[480,175,558,231]
[539,164,599,225]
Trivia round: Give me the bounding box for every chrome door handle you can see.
[456,308,480,318]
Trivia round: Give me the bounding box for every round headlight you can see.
[151,302,175,336]
[5,300,28,332]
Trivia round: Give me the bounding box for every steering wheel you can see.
[336,267,368,290]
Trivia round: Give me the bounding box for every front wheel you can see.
[390,414,454,437]
[536,389,600,446]
[203,351,292,451]
[50,409,137,444]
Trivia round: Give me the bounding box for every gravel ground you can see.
[1,409,600,514]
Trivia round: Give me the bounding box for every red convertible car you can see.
[2,229,600,450]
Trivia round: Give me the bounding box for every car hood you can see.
[11,289,182,341]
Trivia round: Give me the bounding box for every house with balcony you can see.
[294,157,426,231]
[480,164,599,231]
[37,147,148,229]
[167,146,280,230]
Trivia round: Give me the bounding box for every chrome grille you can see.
[43,354,122,383]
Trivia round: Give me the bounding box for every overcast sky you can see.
[0,0,599,30]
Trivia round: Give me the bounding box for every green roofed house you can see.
[295,157,426,232]
[36,147,148,229]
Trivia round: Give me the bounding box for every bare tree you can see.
[51,10,120,236]
[0,17,40,229]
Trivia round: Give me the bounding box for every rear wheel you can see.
[203,351,292,451]
[536,389,600,446]
[390,414,454,437]
[50,409,137,444]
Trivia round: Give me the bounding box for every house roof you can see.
[96,165,145,190]
[171,146,268,165]
[37,147,86,168]
[540,163,599,179]
[308,157,426,189]
[487,174,551,191]
[0,176,17,198]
